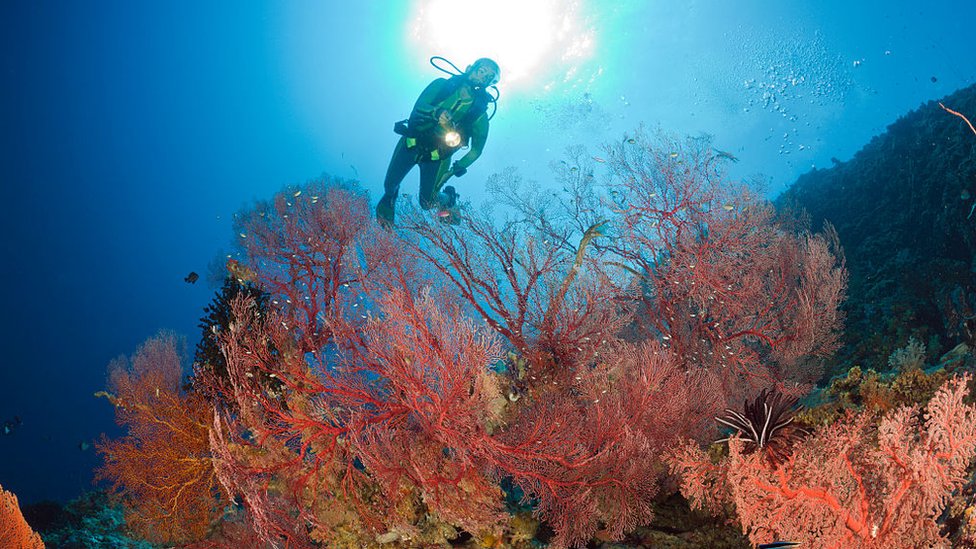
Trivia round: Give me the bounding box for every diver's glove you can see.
[437,109,454,128]
[451,163,467,177]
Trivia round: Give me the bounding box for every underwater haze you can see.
[1,0,975,536]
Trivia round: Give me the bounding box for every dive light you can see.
[444,130,461,148]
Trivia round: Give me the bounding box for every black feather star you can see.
[716,388,806,465]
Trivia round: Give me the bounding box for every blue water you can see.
[1,0,974,506]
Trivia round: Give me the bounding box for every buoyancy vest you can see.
[400,76,490,161]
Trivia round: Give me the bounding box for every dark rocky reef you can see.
[778,83,976,376]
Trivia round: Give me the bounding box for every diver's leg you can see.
[419,159,451,210]
[378,138,415,224]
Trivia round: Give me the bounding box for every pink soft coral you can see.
[670,375,976,548]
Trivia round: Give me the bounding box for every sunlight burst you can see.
[408,0,595,89]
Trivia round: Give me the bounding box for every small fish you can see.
[626,138,636,144]
[78,440,91,452]
[722,204,735,211]
[436,210,451,218]
[184,271,199,284]
[758,543,800,549]
[2,416,22,435]
[714,148,739,162]
[593,156,606,163]
[669,152,679,158]
[961,189,971,200]
[293,190,301,197]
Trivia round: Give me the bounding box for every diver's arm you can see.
[409,78,449,127]
[452,115,489,173]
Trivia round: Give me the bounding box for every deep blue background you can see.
[2,0,974,504]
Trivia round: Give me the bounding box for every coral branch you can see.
[940,102,976,135]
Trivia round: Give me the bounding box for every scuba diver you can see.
[376,57,500,226]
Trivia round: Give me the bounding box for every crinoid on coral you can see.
[716,389,806,465]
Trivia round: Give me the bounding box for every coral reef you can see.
[83,82,976,545]
[92,130,847,547]
[23,491,151,549]
[795,337,970,429]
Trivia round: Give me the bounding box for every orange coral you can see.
[95,333,223,544]
[0,484,44,548]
